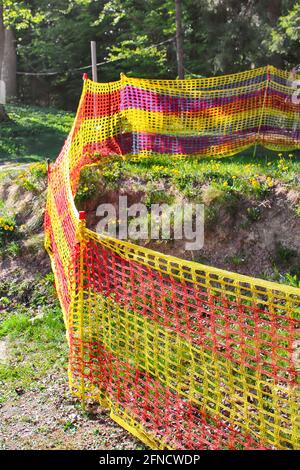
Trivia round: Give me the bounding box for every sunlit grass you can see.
[0,307,67,404]
[122,148,300,189]
[0,273,67,404]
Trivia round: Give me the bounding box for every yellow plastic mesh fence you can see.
[45,66,300,450]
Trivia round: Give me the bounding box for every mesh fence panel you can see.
[45,66,300,449]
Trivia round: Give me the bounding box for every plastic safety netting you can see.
[45,66,300,449]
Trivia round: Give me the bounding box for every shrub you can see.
[102,161,123,186]
[75,167,99,202]
[16,163,47,192]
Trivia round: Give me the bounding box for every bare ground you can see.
[0,369,142,450]
[82,180,300,278]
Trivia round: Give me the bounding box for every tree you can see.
[2,0,299,110]
[0,1,9,121]
[2,28,16,99]
[267,2,300,67]
[1,0,45,108]
[15,0,176,108]
[175,0,184,78]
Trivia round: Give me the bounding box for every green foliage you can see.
[3,0,45,30]
[102,161,123,187]
[268,2,300,65]
[30,272,58,308]
[75,167,99,202]
[6,240,20,257]
[4,0,299,109]
[226,254,246,266]
[173,172,198,192]
[279,273,300,288]
[265,270,300,289]
[28,162,48,179]
[144,187,175,208]
[63,420,77,432]
[0,306,64,342]
[246,206,261,222]
[16,162,48,192]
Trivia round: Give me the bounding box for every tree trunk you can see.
[2,28,17,100]
[175,0,184,79]
[0,103,8,121]
[0,2,9,120]
[268,0,283,68]
[267,0,282,25]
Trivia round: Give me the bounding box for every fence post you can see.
[91,41,98,82]
[252,64,270,158]
[77,210,87,407]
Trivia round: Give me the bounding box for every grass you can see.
[0,306,66,403]
[0,273,67,404]
[0,104,74,165]
[121,148,300,191]
[1,103,300,182]
[76,147,300,207]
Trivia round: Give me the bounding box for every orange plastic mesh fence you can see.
[45,66,300,450]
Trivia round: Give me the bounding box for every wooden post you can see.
[90,41,98,82]
[175,0,184,79]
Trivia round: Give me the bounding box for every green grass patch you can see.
[122,147,300,189]
[0,104,74,164]
[0,272,67,404]
[0,306,67,404]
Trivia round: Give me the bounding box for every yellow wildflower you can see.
[250,178,260,188]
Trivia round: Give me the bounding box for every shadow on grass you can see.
[0,104,74,166]
[222,145,300,165]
